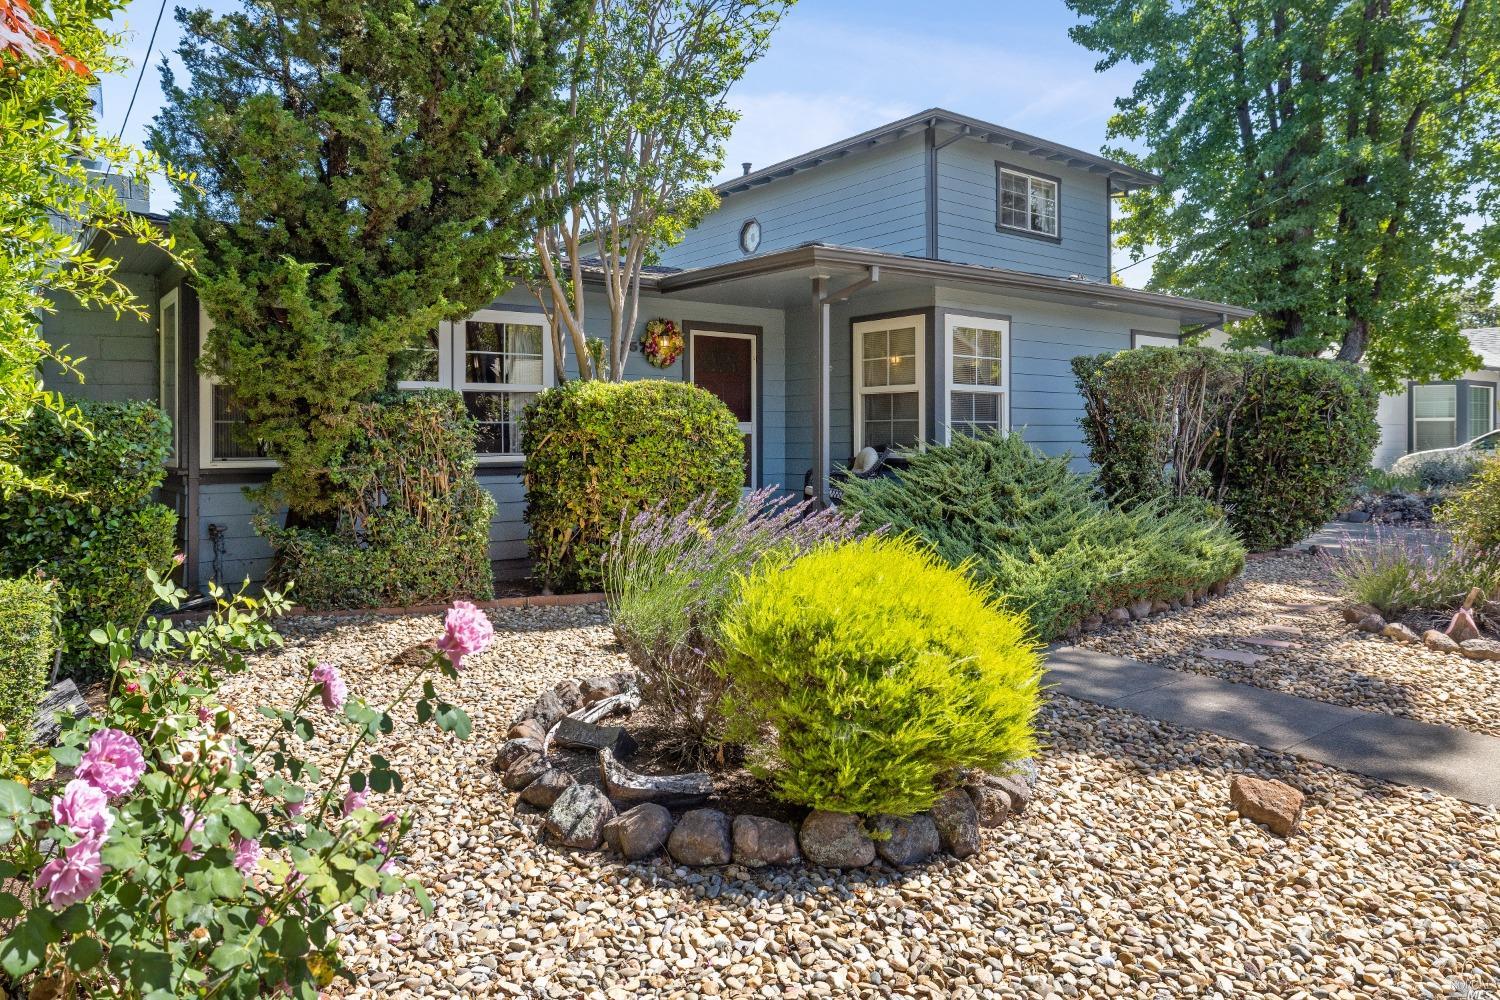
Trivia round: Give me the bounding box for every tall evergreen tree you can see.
[1067,0,1500,388]
[152,0,585,519]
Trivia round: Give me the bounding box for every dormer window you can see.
[997,166,1059,239]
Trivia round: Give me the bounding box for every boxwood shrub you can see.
[523,379,744,592]
[0,576,58,759]
[261,391,495,610]
[718,533,1042,817]
[1073,347,1378,551]
[839,431,1245,639]
[0,400,177,674]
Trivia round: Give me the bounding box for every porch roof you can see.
[643,243,1254,327]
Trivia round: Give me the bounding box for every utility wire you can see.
[1114,53,1500,276]
[115,0,170,142]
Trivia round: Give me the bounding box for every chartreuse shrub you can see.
[604,487,861,765]
[1072,347,1378,551]
[0,569,487,997]
[524,379,744,592]
[839,432,1245,640]
[718,534,1042,817]
[262,391,495,610]
[0,400,177,675]
[0,577,58,775]
[1437,455,1500,555]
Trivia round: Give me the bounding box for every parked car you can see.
[1390,429,1500,484]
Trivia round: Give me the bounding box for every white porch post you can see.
[813,276,831,506]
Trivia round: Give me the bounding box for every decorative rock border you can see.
[494,672,1038,870]
[1341,602,1500,663]
[1066,575,1237,642]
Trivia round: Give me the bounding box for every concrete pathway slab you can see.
[1201,648,1269,666]
[1239,636,1298,650]
[1046,644,1500,807]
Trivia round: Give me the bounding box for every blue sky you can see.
[96,0,1153,274]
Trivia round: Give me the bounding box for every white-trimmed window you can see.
[998,166,1059,238]
[1469,384,1495,439]
[945,314,1009,441]
[198,307,274,468]
[1412,383,1458,452]
[397,309,552,461]
[159,288,180,465]
[853,315,924,452]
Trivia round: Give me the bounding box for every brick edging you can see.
[168,592,605,623]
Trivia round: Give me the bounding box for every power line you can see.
[1114,53,1500,276]
[113,0,170,143]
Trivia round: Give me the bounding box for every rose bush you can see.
[0,567,491,997]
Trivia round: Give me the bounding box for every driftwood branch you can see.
[542,691,640,757]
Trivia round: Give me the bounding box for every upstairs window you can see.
[998,166,1059,238]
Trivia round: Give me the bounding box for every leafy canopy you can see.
[1,0,183,497]
[1067,0,1500,389]
[152,0,587,516]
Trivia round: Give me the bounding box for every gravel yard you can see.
[220,604,1499,999]
[1074,553,1500,738]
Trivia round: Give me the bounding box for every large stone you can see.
[1210,579,1230,597]
[1356,613,1386,634]
[506,719,546,743]
[529,689,571,731]
[518,768,575,808]
[1150,599,1171,614]
[501,752,550,792]
[872,814,941,867]
[983,772,1033,815]
[1127,598,1154,620]
[599,748,712,807]
[1106,607,1131,625]
[799,811,875,869]
[1381,622,1421,644]
[731,815,801,867]
[1081,615,1104,632]
[667,808,732,866]
[544,784,616,849]
[965,784,1012,827]
[1459,638,1500,661]
[493,737,542,773]
[28,679,89,747]
[931,789,980,858]
[1340,602,1380,624]
[552,717,638,757]
[579,675,622,706]
[603,803,674,861]
[1424,629,1462,654]
[551,679,583,714]
[1229,774,1304,837]
[1447,610,1483,644]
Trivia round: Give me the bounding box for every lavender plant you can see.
[603,487,860,764]
[1324,529,1500,619]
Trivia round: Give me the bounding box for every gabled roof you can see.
[1465,327,1500,368]
[717,108,1161,198]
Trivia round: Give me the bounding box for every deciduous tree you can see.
[1067,0,1500,388]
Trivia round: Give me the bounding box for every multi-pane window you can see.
[1412,384,1457,451]
[946,316,1008,441]
[998,167,1059,238]
[209,383,266,461]
[853,317,923,451]
[159,289,180,464]
[1469,384,1495,439]
[396,310,552,459]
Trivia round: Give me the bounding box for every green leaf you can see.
[0,779,37,818]
[55,903,90,933]
[67,935,104,970]
[415,698,433,724]
[353,864,381,888]
[223,803,262,838]
[433,704,472,739]
[209,943,252,970]
[0,892,20,919]
[412,883,434,915]
[0,915,49,978]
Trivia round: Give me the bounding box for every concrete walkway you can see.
[1046,645,1500,807]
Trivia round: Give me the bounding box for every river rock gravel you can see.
[221,604,1499,999]
[1075,553,1500,737]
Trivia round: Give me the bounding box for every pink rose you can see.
[35,832,104,908]
[231,834,261,875]
[179,807,206,857]
[52,779,113,838]
[286,798,306,817]
[77,729,146,797]
[342,789,367,817]
[435,601,495,670]
[310,662,347,712]
[379,812,398,829]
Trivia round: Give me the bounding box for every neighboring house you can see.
[1371,327,1500,468]
[44,108,1251,592]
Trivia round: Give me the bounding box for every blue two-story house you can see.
[46,108,1252,590]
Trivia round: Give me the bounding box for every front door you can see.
[689,330,756,488]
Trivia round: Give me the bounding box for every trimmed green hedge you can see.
[523,379,744,592]
[0,401,177,674]
[719,533,1042,816]
[839,431,1245,639]
[1073,347,1378,551]
[262,391,495,610]
[0,577,57,758]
